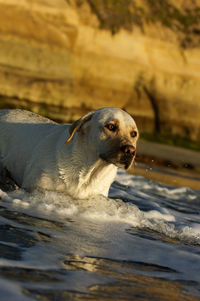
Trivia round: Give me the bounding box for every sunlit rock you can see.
[0,0,200,142]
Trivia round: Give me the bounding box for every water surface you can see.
[0,170,200,300]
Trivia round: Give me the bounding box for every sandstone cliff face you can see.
[0,0,200,142]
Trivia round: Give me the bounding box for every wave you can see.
[1,181,199,245]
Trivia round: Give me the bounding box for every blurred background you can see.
[0,0,200,185]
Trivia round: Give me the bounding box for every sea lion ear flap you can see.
[64,111,94,145]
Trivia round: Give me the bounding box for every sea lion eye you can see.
[105,123,117,132]
[130,130,137,138]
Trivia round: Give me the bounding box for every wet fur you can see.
[0,108,138,199]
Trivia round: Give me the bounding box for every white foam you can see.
[144,210,175,222]
[1,183,199,245]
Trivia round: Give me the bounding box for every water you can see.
[0,170,200,300]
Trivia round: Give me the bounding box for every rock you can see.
[0,0,200,142]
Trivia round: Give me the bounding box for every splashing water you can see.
[0,170,200,300]
[0,170,200,244]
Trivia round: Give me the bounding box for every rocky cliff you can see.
[0,0,200,143]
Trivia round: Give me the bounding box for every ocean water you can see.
[0,170,199,300]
